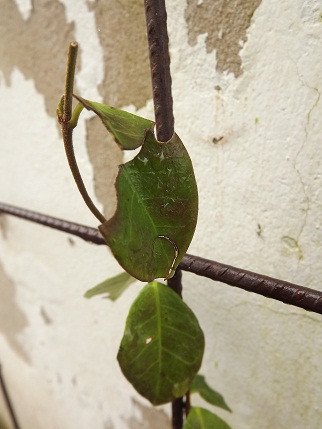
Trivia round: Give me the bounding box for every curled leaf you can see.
[74,95,153,149]
[117,282,205,405]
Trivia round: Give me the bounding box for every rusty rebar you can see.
[0,202,104,245]
[171,397,184,429]
[144,0,174,142]
[167,268,185,427]
[168,267,183,298]
[180,254,322,314]
[1,202,322,316]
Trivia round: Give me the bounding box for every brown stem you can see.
[58,42,106,225]
[1,202,322,316]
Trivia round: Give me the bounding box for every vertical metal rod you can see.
[144,0,175,142]
[0,364,21,429]
[171,397,184,429]
[167,269,185,428]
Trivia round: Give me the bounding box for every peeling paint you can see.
[84,0,152,217]
[13,0,32,20]
[185,0,262,77]
[89,0,152,109]
[0,260,29,362]
[0,0,75,116]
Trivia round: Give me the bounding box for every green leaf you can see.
[190,375,231,412]
[74,95,153,149]
[184,408,232,429]
[84,272,137,301]
[99,129,198,282]
[117,282,205,405]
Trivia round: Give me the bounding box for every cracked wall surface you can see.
[1,0,322,429]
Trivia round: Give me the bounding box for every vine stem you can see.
[57,42,106,225]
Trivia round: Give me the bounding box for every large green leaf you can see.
[184,408,232,429]
[74,95,153,149]
[84,271,137,301]
[117,282,205,405]
[74,96,198,281]
[99,128,198,281]
[190,375,231,412]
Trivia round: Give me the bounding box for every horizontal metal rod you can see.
[0,202,104,245]
[1,202,321,316]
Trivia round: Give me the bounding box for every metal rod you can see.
[168,269,185,428]
[0,202,104,245]
[144,0,174,142]
[144,3,181,425]
[1,202,322,316]
[180,254,322,314]
[171,397,184,429]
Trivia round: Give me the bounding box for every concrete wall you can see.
[0,0,322,428]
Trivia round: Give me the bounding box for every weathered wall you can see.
[0,0,322,428]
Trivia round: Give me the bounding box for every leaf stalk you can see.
[58,42,106,225]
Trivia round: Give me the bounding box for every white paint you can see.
[1,0,322,428]
[13,0,32,20]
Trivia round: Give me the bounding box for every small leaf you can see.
[84,272,136,301]
[74,95,153,149]
[117,282,205,405]
[99,129,198,282]
[184,408,232,429]
[190,375,231,412]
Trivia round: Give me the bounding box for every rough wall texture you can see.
[0,1,322,429]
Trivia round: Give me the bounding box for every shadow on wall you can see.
[0,256,29,363]
[124,399,171,429]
